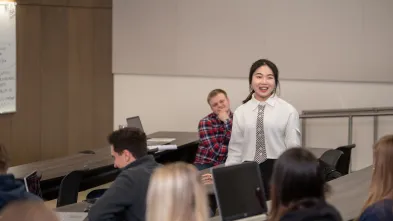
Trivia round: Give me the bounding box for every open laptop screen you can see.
[126,116,144,132]
[212,162,267,221]
[24,170,42,197]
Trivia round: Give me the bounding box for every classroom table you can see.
[55,165,372,221]
[208,166,372,221]
[8,131,198,200]
[9,131,198,180]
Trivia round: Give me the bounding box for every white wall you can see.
[114,74,393,171]
[113,0,393,171]
[113,0,393,83]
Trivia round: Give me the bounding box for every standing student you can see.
[357,134,393,221]
[269,148,342,221]
[194,89,233,170]
[225,58,301,166]
[146,162,209,221]
[223,59,301,199]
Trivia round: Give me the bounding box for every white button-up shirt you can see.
[225,94,301,166]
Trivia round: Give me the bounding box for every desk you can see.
[202,147,332,195]
[209,166,372,221]
[55,166,372,221]
[9,131,197,180]
[9,131,198,200]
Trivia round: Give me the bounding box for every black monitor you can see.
[212,162,267,221]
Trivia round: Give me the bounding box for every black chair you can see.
[336,144,356,175]
[56,170,84,207]
[86,188,107,201]
[319,159,342,182]
[319,149,344,171]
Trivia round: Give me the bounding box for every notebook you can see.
[56,212,88,221]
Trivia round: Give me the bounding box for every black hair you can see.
[242,59,280,104]
[269,148,327,220]
[107,127,148,159]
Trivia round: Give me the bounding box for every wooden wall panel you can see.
[11,5,42,165]
[40,6,69,159]
[67,8,94,154]
[0,117,12,161]
[92,8,113,149]
[17,0,111,8]
[0,0,113,165]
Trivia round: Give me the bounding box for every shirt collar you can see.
[250,93,277,111]
[122,155,155,170]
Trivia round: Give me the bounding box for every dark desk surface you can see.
[55,165,372,221]
[202,147,332,194]
[9,131,198,181]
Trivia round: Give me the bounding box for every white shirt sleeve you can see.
[225,111,244,166]
[285,110,302,148]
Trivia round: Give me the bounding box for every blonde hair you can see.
[146,162,209,221]
[0,201,59,221]
[358,134,393,218]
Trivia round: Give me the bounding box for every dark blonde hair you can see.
[146,162,209,221]
[0,201,59,221]
[207,89,228,104]
[357,134,393,219]
[0,143,9,173]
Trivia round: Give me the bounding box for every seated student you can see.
[0,201,59,221]
[357,134,393,221]
[88,127,160,221]
[146,162,209,221]
[0,144,40,211]
[194,89,233,170]
[269,148,342,221]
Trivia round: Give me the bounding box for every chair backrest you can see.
[336,144,356,175]
[319,149,344,170]
[56,170,84,207]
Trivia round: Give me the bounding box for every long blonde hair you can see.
[146,162,209,221]
[1,201,59,221]
[358,134,393,216]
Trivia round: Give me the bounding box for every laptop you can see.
[126,116,175,146]
[212,162,268,221]
[24,170,42,197]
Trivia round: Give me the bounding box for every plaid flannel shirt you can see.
[194,111,233,166]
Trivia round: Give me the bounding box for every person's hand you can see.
[201,173,213,185]
[217,110,229,122]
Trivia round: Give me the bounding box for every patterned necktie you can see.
[255,104,267,163]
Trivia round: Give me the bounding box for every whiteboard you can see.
[0,1,16,114]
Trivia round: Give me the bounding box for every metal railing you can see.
[300,107,393,146]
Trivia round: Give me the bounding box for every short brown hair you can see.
[207,89,227,104]
[108,127,148,159]
[0,143,10,173]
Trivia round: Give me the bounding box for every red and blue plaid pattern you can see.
[194,112,233,166]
